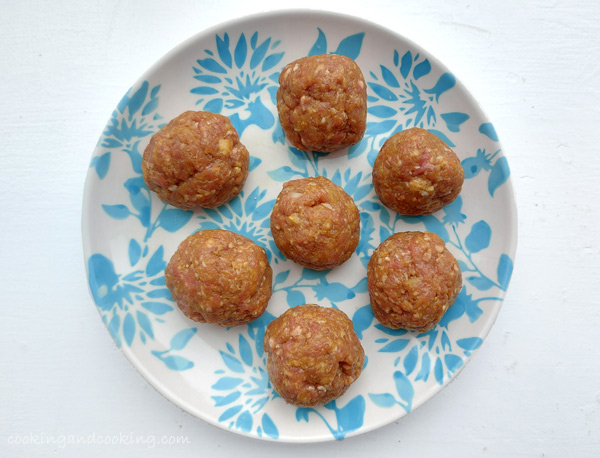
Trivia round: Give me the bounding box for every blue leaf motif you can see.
[123,312,135,347]
[238,334,253,367]
[146,288,172,299]
[424,72,456,102]
[250,38,270,69]
[404,345,419,376]
[204,98,224,113]
[379,339,410,353]
[368,82,398,101]
[194,74,222,84]
[160,355,194,371]
[146,246,166,276]
[219,351,245,373]
[427,129,455,148]
[141,301,173,315]
[444,354,463,374]
[219,405,243,422]
[415,353,431,381]
[212,377,243,390]
[334,33,364,60]
[170,328,197,351]
[335,395,366,434]
[93,152,111,179]
[136,311,154,339]
[249,156,262,172]
[213,391,241,407]
[309,28,327,56]
[108,312,122,347]
[367,119,397,135]
[441,112,470,133]
[497,253,513,290]
[434,357,444,385]
[400,51,412,79]
[274,270,290,285]
[286,289,306,307]
[296,408,310,422]
[368,105,398,118]
[368,393,396,408]
[216,33,232,68]
[190,86,219,95]
[352,305,374,339]
[128,239,141,266]
[157,208,193,233]
[267,165,302,181]
[127,81,148,119]
[236,410,253,432]
[488,156,510,197]
[466,275,496,291]
[196,58,227,74]
[393,371,414,412]
[479,122,499,141]
[262,52,284,72]
[102,204,130,220]
[234,33,247,68]
[313,281,355,302]
[413,59,431,79]
[380,64,400,87]
[465,220,492,253]
[261,414,279,439]
[456,337,483,351]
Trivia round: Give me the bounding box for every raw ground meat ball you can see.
[270,176,360,270]
[263,304,365,407]
[367,231,462,332]
[276,54,367,152]
[165,229,272,326]
[372,127,464,215]
[142,111,249,209]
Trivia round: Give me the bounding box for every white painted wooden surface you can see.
[1,0,599,456]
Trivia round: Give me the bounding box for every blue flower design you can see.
[296,395,366,440]
[210,312,279,439]
[91,81,164,180]
[350,49,469,165]
[191,32,284,137]
[88,244,171,348]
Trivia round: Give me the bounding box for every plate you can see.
[82,9,517,442]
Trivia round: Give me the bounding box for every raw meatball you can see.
[263,304,365,407]
[367,231,461,332]
[270,176,360,270]
[372,128,464,215]
[165,229,272,326]
[276,54,367,152]
[142,111,249,209]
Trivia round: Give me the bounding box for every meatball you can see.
[142,111,249,209]
[270,176,360,270]
[367,231,462,332]
[263,304,365,407]
[372,128,464,215]
[165,229,272,326]
[276,54,367,152]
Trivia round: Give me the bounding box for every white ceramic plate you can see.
[82,10,517,442]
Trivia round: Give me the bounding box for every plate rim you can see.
[82,8,518,443]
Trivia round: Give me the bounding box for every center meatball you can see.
[165,229,272,327]
[276,54,367,152]
[142,111,249,209]
[270,176,360,270]
[263,305,365,407]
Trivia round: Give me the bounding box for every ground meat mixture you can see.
[276,54,367,152]
[263,304,365,407]
[372,127,464,215]
[367,231,462,332]
[165,229,272,326]
[142,111,249,209]
[270,176,360,270]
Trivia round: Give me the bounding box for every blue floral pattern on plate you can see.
[82,10,517,443]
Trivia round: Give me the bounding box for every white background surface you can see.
[1,0,599,456]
